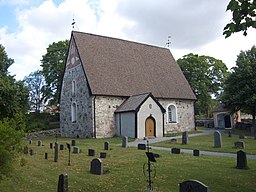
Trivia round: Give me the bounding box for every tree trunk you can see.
[252,113,256,135]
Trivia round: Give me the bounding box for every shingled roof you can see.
[72,31,196,100]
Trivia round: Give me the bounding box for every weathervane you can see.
[166,36,171,47]
[71,14,76,30]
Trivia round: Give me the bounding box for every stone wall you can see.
[159,99,195,133]
[25,129,60,139]
[60,38,93,138]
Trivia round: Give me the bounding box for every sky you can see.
[0,0,255,80]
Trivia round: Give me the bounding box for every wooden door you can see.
[145,117,155,137]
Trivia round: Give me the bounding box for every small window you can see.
[168,105,177,123]
[71,80,76,97]
[71,103,77,123]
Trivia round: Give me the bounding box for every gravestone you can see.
[182,131,188,144]
[234,141,245,149]
[100,152,107,158]
[90,158,103,175]
[170,138,177,144]
[54,142,58,162]
[71,139,76,146]
[239,135,245,139]
[138,143,146,150]
[50,143,53,149]
[29,149,34,156]
[228,131,232,137]
[60,144,64,150]
[153,153,161,158]
[73,146,80,154]
[29,140,32,144]
[38,140,42,147]
[122,136,128,148]
[45,152,48,160]
[57,173,68,192]
[214,131,222,148]
[237,150,248,169]
[180,179,209,192]
[193,149,200,156]
[104,141,110,150]
[88,149,95,156]
[171,148,180,154]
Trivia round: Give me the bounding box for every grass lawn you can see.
[152,132,256,155]
[0,136,256,192]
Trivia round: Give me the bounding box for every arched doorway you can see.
[224,115,231,128]
[145,116,155,137]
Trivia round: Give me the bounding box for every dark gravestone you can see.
[182,131,188,144]
[237,150,248,169]
[171,148,180,154]
[138,143,146,150]
[214,131,222,148]
[50,143,53,149]
[180,179,209,192]
[60,144,64,150]
[239,135,245,139]
[29,140,32,144]
[73,146,80,154]
[228,131,232,137]
[153,153,161,158]
[71,139,76,146]
[57,173,68,192]
[45,152,48,160]
[193,149,200,156]
[234,141,245,149]
[122,136,128,148]
[104,141,110,150]
[88,148,95,156]
[100,152,107,158]
[170,138,177,144]
[90,158,103,175]
[29,149,34,156]
[54,142,58,162]
[38,140,42,147]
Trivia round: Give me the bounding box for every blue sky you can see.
[0,0,255,80]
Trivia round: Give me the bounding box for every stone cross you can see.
[90,158,103,175]
[237,150,248,169]
[104,141,110,150]
[122,136,128,148]
[57,173,68,192]
[180,179,209,192]
[214,131,222,148]
[182,131,188,144]
[54,142,58,162]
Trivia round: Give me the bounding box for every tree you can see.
[177,53,229,117]
[223,0,256,38]
[24,70,45,112]
[41,40,69,105]
[0,44,29,120]
[222,45,256,132]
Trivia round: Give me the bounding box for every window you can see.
[167,105,177,123]
[71,103,77,123]
[71,80,76,97]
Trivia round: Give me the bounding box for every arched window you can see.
[71,80,76,97]
[167,105,177,123]
[71,102,77,123]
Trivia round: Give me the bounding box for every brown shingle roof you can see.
[72,31,196,100]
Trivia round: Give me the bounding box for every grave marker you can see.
[180,179,209,192]
[171,148,180,154]
[193,149,200,156]
[50,143,53,149]
[88,149,95,156]
[45,152,48,160]
[170,138,177,144]
[214,131,222,148]
[122,136,128,148]
[71,139,76,146]
[73,146,80,154]
[138,143,146,150]
[29,149,34,156]
[60,144,64,150]
[237,150,248,169]
[54,142,58,162]
[182,131,188,144]
[57,173,68,192]
[29,140,32,144]
[38,140,42,147]
[90,158,103,175]
[100,152,107,158]
[104,141,110,150]
[234,141,245,149]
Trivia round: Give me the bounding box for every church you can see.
[60,31,196,138]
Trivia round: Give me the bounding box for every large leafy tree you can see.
[41,40,69,106]
[223,0,256,38]
[0,44,29,120]
[222,45,256,132]
[177,53,229,117]
[24,70,45,112]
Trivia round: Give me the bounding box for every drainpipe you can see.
[93,96,96,138]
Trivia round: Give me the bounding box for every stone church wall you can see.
[159,99,195,133]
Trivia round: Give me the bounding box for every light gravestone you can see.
[182,131,188,145]
[57,173,68,192]
[180,179,209,192]
[73,146,80,154]
[122,137,128,148]
[90,158,103,175]
[104,141,110,150]
[214,131,222,148]
[54,142,58,162]
[237,150,248,169]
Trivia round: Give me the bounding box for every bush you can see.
[0,148,13,179]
